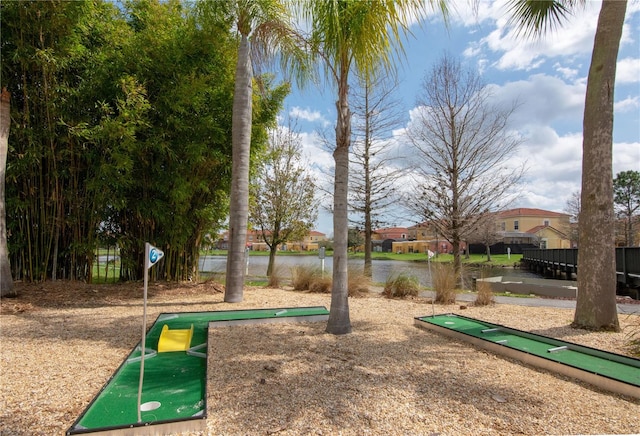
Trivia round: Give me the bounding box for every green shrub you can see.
[433,263,457,304]
[383,272,420,298]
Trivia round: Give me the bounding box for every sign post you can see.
[319,247,326,276]
[427,250,435,317]
[137,243,164,422]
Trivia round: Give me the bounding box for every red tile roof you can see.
[525,225,547,234]
[373,227,408,239]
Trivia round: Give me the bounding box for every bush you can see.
[291,265,322,291]
[433,263,457,304]
[474,280,495,306]
[348,267,371,297]
[627,315,640,357]
[267,266,283,288]
[383,272,420,298]
[309,275,332,293]
[292,264,371,296]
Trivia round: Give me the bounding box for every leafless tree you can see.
[349,75,406,276]
[467,213,501,262]
[404,54,524,279]
[563,190,581,247]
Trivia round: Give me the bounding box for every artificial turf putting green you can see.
[415,313,640,397]
[68,307,329,435]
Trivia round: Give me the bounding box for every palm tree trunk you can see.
[0,88,15,297]
[225,34,252,303]
[326,73,352,335]
[573,0,626,331]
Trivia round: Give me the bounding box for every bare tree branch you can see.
[404,53,525,276]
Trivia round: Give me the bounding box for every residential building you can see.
[371,227,408,241]
[368,227,408,252]
[407,222,439,241]
[217,230,327,252]
[391,239,461,255]
[287,230,328,251]
[393,222,464,254]
[496,208,571,249]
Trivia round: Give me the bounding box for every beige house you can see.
[402,209,571,253]
[232,230,327,252]
[287,231,327,251]
[496,208,571,249]
[391,239,461,255]
[407,222,438,240]
[395,222,463,254]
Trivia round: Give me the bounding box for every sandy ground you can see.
[0,281,639,436]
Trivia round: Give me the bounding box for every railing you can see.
[522,248,578,268]
[522,247,640,287]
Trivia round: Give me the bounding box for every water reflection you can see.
[199,255,539,287]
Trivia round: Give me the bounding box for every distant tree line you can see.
[1,0,286,282]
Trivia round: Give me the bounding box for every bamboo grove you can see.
[1,0,286,282]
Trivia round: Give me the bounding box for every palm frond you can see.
[506,0,585,39]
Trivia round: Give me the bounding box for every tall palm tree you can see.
[508,0,627,331]
[301,0,447,334]
[205,0,309,303]
[0,88,14,297]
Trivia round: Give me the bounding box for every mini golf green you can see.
[67,306,329,435]
[415,313,640,399]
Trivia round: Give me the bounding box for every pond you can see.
[198,254,540,288]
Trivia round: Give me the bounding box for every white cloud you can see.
[616,57,640,84]
[505,130,584,212]
[490,3,600,71]
[285,0,639,231]
[615,96,640,113]
[288,106,328,124]
[297,131,333,173]
[554,63,579,81]
[453,0,640,74]
[613,142,640,174]
[486,74,585,129]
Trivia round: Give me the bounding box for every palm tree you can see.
[0,88,13,297]
[205,0,309,303]
[508,0,627,331]
[301,0,447,334]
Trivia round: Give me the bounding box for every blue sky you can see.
[279,1,640,236]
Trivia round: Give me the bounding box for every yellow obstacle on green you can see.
[157,324,194,353]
